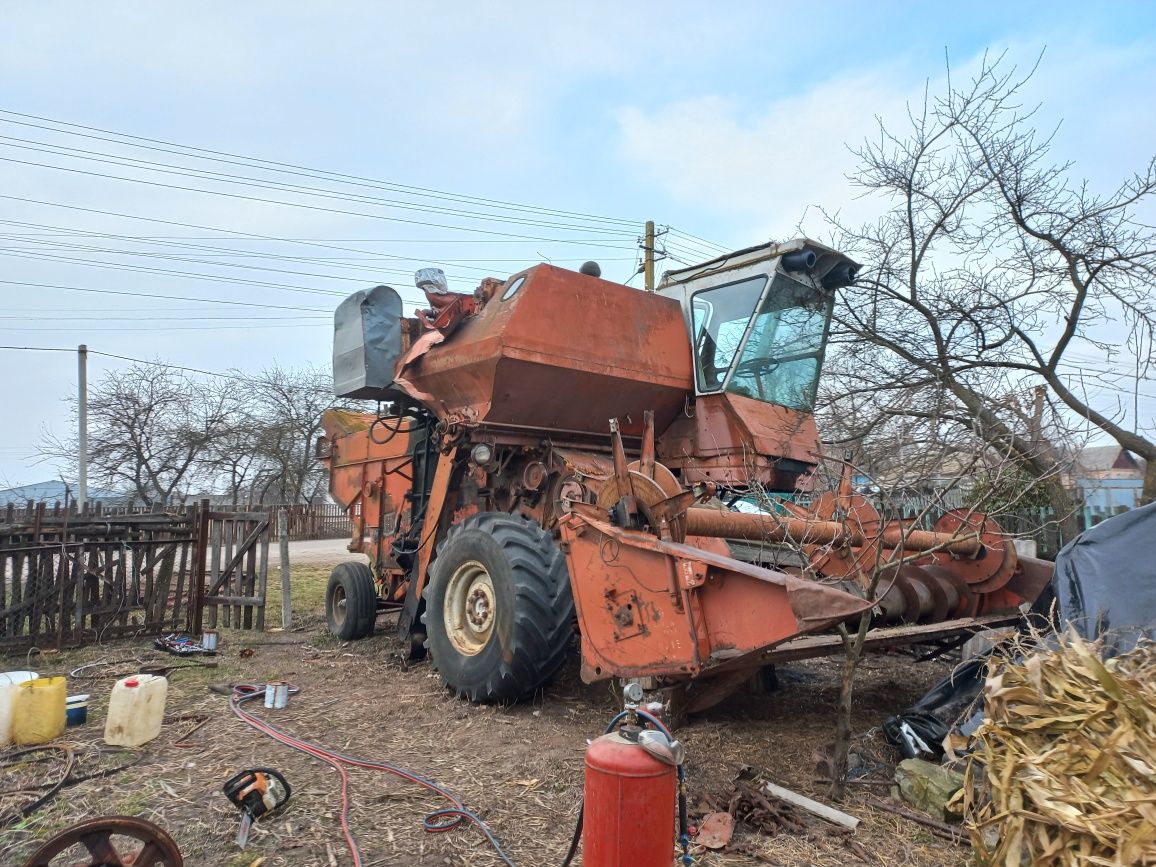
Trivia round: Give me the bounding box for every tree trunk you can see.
[828,612,872,802]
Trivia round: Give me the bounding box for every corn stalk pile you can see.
[958,633,1156,865]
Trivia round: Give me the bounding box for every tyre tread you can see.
[425,513,574,703]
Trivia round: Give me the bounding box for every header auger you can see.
[320,239,1052,709]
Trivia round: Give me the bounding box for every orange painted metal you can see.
[658,393,823,488]
[320,243,1053,692]
[393,264,694,437]
[319,409,423,601]
[682,507,983,556]
[559,511,870,682]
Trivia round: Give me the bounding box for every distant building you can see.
[0,480,128,507]
[1073,446,1146,523]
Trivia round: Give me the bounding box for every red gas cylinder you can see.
[583,730,677,867]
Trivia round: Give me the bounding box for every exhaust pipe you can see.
[821,262,858,289]
[780,250,816,273]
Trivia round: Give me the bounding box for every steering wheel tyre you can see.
[326,562,377,640]
[423,513,575,703]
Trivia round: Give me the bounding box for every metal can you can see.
[201,630,219,652]
[264,681,289,710]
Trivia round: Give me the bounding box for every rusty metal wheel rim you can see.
[330,581,348,628]
[444,559,496,656]
[23,815,183,867]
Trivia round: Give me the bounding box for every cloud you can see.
[614,37,1156,246]
[616,67,915,243]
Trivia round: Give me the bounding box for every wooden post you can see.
[77,344,88,511]
[643,220,656,291]
[191,498,210,636]
[278,508,292,629]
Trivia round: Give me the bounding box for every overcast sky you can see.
[1,2,1154,488]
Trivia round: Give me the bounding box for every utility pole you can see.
[77,344,88,511]
[643,220,656,291]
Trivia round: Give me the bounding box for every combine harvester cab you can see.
[319,241,1053,709]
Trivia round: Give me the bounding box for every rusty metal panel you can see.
[560,512,870,683]
[396,265,694,436]
[658,393,821,488]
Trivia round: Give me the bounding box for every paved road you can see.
[286,538,367,565]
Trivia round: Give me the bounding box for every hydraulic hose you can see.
[229,684,518,867]
[230,685,690,866]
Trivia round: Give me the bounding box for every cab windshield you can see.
[691,272,832,410]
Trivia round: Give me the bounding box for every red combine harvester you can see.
[318,240,1052,710]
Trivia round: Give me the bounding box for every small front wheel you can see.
[326,562,377,640]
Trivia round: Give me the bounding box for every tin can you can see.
[264,681,289,709]
[201,630,219,652]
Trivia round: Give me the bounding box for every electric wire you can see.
[0,109,643,228]
[0,135,636,235]
[0,218,629,286]
[0,236,471,289]
[0,194,638,269]
[0,278,329,312]
[0,154,642,245]
[669,228,730,255]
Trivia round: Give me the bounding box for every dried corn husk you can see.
[955,632,1156,866]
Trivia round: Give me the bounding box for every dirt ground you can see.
[1,559,970,867]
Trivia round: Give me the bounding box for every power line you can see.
[668,228,730,255]
[0,235,477,289]
[0,218,528,279]
[0,135,636,236]
[0,323,324,331]
[0,109,643,228]
[0,195,637,277]
[0,155,642,246]
[0,315,325,321]
[0,246,356,299]
[0,278,332,312]
[0,345,74,352]
[0,344,291,385]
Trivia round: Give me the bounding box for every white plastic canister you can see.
[0,671,39,747]
[104,673,168,747]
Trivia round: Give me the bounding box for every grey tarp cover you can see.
[1052,500,1156,653]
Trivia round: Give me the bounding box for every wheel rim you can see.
[25,816,183,866]
[331,582,347,627]
[443,560,496,656]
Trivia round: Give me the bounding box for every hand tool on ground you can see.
[222,767,291,849]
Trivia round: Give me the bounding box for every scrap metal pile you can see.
[958,633,1156,866]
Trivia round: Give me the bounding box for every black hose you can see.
[559,803,584,867]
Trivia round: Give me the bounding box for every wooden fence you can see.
[273,503,347,541]
[201,508,271,631]
[0,505,200,651]
[4,500,348,541]
[0,499,282,652]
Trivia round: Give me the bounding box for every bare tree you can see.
[230,364,335,505]
[747,441,1063,801]
[823,51,1156,506]
[42,363,236,507]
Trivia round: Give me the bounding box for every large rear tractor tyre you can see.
[423,513,575,703]
[326,562,377,640]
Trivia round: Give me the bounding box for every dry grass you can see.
[1,559,970,867]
